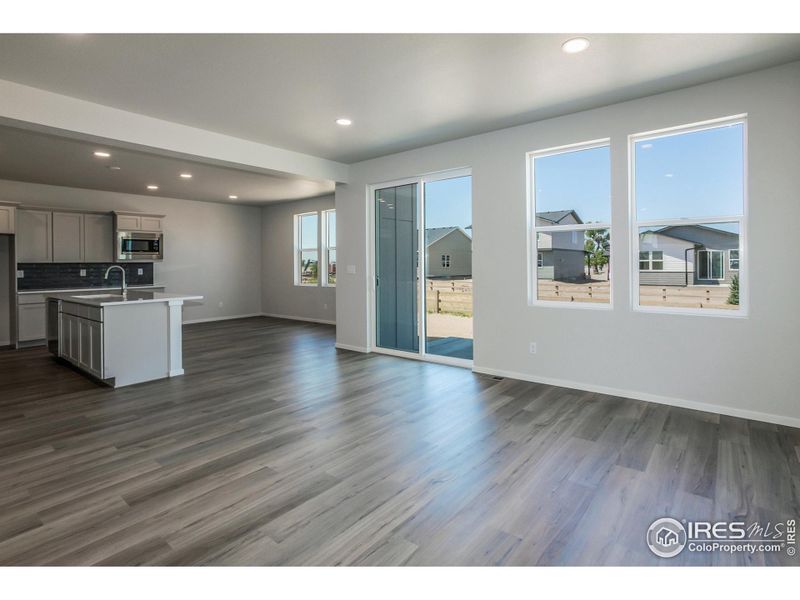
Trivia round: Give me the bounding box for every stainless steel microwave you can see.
[117,231,163,261]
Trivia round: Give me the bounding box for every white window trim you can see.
[322,209,336,287]
[526,138,612,310]
[294,211,320,287]
[629,114,748,317]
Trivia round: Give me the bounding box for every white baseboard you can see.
[183,313,263,325]
[335,342,370,353]
[262,313,336,326]
[472,366,800,429]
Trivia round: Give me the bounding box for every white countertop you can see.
[46,290,203,307]
[18,284,166,295]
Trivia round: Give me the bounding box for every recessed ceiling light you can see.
[179,173,192,179]
[336,118,352,126]
[93,151,111,158]
[147,185,159,190]
[561,37,590,54]
[228,195,238,200]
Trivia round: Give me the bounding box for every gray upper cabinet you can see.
[52,211,85,262]
[0,204,16,234]
[83,214,114,262]
[17,209,53,263]
[114,212,163,232]
[17,209,115,264]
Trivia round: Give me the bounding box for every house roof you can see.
[650,224,739,245]
[425,226,472,246]
[536,210,584,225]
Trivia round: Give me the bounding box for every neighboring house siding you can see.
[427,232,472,278]
[639,229,739,286]
[540,248,585,282]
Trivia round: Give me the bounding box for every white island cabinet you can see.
[47,291,203,387]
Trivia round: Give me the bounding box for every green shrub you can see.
[727,274,739,305]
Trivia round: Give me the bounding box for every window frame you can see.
[527,138,613,310]
[729,249,740,271]
[322,209,336,287]
[697,249,725,281]
[629,114,748,317]
[639,250,664,271]
[293,211,320,287]
[441,254,451,269]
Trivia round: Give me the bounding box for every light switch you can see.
[137,268,144,275]
[346,265,356,274]
[16,270,24,278]
[79,269,87,277]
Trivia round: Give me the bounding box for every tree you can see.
[584,229,610,279]
[727,273,739,305]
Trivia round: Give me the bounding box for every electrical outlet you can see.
[323,303,328,310]
[79,269,87,277]
[16,270,24,278]
[137,268,144,275]
[218,301,224,308]
[529,342,537,355]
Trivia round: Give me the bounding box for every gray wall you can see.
[261,195,336,323]
[0,179,263,323]
[335,61,800,427]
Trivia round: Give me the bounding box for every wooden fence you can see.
[424,279,737,313]
[426,279,473,316]
[537,280,736,309]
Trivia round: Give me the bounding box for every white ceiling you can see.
[0,125,334,204]
[0,34,799,163]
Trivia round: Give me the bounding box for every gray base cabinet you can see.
[60,304,104,379]
[18,302,47,342]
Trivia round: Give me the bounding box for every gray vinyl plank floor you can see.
[0,316,797,566]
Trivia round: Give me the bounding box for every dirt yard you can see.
[426,313,473,340]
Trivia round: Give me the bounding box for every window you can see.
[639,250,664,271]
[528,140,611,307]
[631,116,745,314]
[441,254,451,268]
[698,249,724,280]
[322,209,336,286]
[294,212,319,285]
[729,249,740,271]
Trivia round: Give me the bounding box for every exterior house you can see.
[426,226,472,278]
[639,225,740,286]
[536,210,588,281]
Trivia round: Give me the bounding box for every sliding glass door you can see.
[424,175,473,360]
[375,183,419,353]
[373,170,473,364]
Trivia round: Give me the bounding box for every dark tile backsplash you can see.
[17,263,154,291]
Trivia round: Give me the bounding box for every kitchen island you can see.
[46,290,203,387]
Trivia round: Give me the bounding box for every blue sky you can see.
[635,123,743,221]
[535,145,611,223]
[424,176,472,230]
[534,122,744,224]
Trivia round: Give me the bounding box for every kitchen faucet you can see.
[104,265,127,296]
